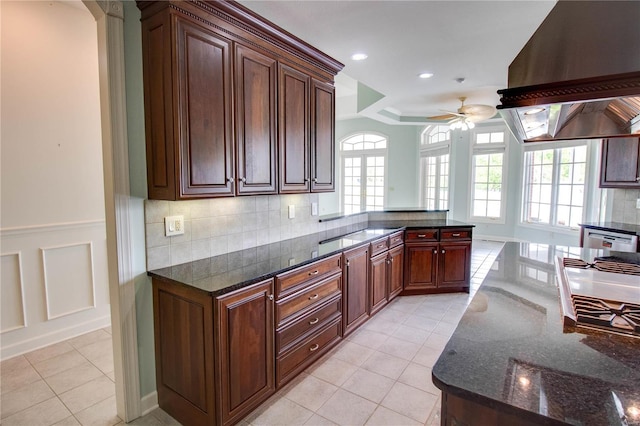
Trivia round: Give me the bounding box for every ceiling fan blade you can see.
[427,113,456,120]
[460,104,497,122]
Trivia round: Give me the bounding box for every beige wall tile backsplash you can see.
[610,188,640,225]
[145,194,368,270]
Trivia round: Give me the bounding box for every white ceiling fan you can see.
[428,97,497,130]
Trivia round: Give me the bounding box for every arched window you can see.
[340,132,387,214]
[420,125,450,210]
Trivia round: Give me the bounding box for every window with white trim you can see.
[420,125,450,210]
[522,143,587,229]
[340,133,387,214]
[470,128,507,221]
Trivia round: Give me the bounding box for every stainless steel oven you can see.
[582,228,638,253]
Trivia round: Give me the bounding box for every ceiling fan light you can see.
[467,121,475,129]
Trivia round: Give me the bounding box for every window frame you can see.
[468,126,509,224]
[419,125,451,210]
[339,132,388,214]
[520,140,591,234]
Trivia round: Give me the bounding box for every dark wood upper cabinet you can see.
[138,1,343,200]
[311,80,336,192]
[600,137,640,188]
[235,44,278,195]
[278,64,310,193]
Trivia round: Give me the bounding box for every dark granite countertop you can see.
[148,219,475,296]
[432,242,640,425]
[580,221,640,236]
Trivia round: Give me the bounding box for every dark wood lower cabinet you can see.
[387,245,404,301]
[215,280,275,426]
[152,278,275,426]
[342,244,370,336]
[369,252,388,315]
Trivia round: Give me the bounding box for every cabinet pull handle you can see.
[376,244,384,249]
[309,294,319,300]
[268,294,274,301]
[227,177,234,183]
[308,270,319,276]
[417,234,426,238]
[309,343,319,352]
[309,318,319,325]
[452,233,461,237]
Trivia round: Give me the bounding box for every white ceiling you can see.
[238,0,556,125]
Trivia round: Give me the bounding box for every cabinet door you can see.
[310,79,335,192]
[600,138,640,188]
[438,242,471,288]
[388,245,404,301]
[343,245,369,336]
[216,279,275,426]
[369,252,388,316]
[235,44,278,195]
[176,17,234,197]
[404,243,438,291]
[278,64,310,193]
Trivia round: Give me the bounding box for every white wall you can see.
[0,1,110,359]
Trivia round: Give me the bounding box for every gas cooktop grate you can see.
[572,296,640,337]
[562,258,640,276]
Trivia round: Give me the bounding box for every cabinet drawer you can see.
[405,229,438,242]
[276,295,341,354]
[277,318,342,386]
[440,229,472,241]
[389,231,404,248]
[370,236,389,257]
[276,254,341,298]
[276,273,341,327]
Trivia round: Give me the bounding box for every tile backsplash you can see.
[144,194,368,270]
[610,188,640,225]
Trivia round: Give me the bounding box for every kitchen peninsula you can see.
[148,218,473,426]
[432,242,640,425]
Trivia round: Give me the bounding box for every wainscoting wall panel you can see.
[1,252,27,333]
[42,242,96,320]
[0,220,110,359]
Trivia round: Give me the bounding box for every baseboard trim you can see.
[0,314,111,360]
[140,391,159,417]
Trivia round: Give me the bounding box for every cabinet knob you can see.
[309,317,319,325]
[309,343,319,352]
[240,177,246,183]
[304,178,310,182]
[268,294,274,301]
[313,178,318,183]
[636,176,640,182]
[346,260,350,267]
[309,293,319,300]
[433,250,437,254]
[442,250,445,254]
[227,177,234,183]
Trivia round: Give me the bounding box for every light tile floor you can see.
[0,240,504,426]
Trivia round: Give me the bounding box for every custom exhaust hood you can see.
[497,1,640,143]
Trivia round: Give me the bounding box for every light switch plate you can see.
[636,198,640,209]
[165,215,185,236]
[288,205,295,219]
[311,202,318,216]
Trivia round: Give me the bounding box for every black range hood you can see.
[498,1,640,143]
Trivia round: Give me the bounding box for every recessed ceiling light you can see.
[351,53,368,61]
[419,72,434,79]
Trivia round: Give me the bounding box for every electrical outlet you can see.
[165,215,185,236]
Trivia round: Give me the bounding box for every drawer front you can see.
[276,254,341,298]
[276,273,341,327]
[277,318,342,386]
[276,295,341,354]
[440,228,472,241]
[405,229,438,242]
[370,236,389,257]
[389,231,404,248]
